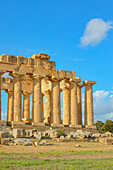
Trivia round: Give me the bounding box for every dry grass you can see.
[0,140,113,169]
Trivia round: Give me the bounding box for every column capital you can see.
[5,89,13,94]
[22,90,31,96]
[69,78,80,84]
[9,72,25,78]
[31,74,45,80]
[50,77,62,82]
[77,83,84,88]
[83,80,97,86]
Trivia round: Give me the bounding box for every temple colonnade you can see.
[0,53,96,128]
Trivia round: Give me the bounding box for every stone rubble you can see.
[0,127,113,146]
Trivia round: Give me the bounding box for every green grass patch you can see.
[0,157,113,169]
[36,149,113,157]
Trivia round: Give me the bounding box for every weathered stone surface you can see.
[99,138,113,145]
[34,132,42,139]
[75,144,81,147]
[13,129,21,138]
[39,140,46,146]
[101,132,113,137]
[14,138,32,146]
[1,139,9,145]
[0,53,96,128]
[0,131,7,138]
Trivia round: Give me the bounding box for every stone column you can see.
[63,87,70,125]
[44,90,51,124]
[0,72,4,120]
[77,84,83,125]
[13,74,22,122]
[7,90,13,122]
[70,79,81,127]
[23,92,30,123]
[41,93,44,122]
[50,84,53,124]
[52,79,61,125]
[32,75,43,124]
[84,80,96,128]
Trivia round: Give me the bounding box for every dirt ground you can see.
[0,140,113,159]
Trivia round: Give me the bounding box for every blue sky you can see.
[0,0,113,122]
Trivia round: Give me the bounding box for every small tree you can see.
[103,120,113,132]
[95,120,104,132]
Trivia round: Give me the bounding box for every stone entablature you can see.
[0,53,96,128]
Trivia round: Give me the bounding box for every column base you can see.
[11,121,25,128]
[22,118,32,123]
[69,124,82,128]
[32,122,46,126]
[85,125,96,129]
[51,123,64,127]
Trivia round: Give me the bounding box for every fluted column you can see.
[41,93,44,122]
[77,84,83,125]
[70,79,80,127]
[63,87,70,125]
[32,75,43,123]
[7,90,13,122]
[44,90,51,124]
[23,92,30,122]
[52,79,61,125]
[0,72,4,120]
[84,80,96,128]
[13,74,22,122]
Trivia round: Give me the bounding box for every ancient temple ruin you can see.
[0,53,96,128]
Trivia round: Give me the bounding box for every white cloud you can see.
[94,90,113,122]
[80,18,113,47]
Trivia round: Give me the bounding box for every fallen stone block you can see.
[13,129,21,138]
[39,140,46,146]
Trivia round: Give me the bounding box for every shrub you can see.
[95,120,113,133]
[57,129,64,136]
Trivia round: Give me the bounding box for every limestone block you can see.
[14,138,32,146]
[21,129,26,136]
[33,141,39,146]
[104,138,113,145]
[85,125,96,129]
[17,56,28,65]
[39,140,46,146]
[43,61,56,70]
[102,131,113,137]
[13,129,21,138]
[59,70,66,78]
[52,70,59,79]
[66,71,73,79]
[25,130,33,137]
[60,136,65,139]
[1,139,9,145]
[40,53,50,59]
[34,132,42,139]
[7,55,17,63]
[0,132,7,138]
[31,54,41,59]
[28,58,36,66]
[0,54,7,62]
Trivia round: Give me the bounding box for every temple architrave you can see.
[0,53,96,128]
